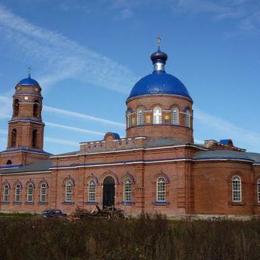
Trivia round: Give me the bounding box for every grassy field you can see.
[0,214,259,260]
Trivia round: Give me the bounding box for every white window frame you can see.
[126,112,131,128]
[65,180,73,202]
[40,183,48,203]
[232,176,242,202]
[184,109,191,128]
[172,107,179,125]
[136,108,144,126]
[156,177,166,202]
[2,184,9,202]
[27,183,34,202]
[15,184,22,202]
[257,179,260,203]
[88,180,96,202]
[153,106,162,124]
[123,178,132,202]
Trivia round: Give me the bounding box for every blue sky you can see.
[0,0,259,154]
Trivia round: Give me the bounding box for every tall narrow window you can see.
[257,179,260,203]
[136,108,144,126]
[27,183,34,202]
[153,106,162,124]
[32,129,37,148]
[156,177,166,202]
[172,107,179,125]
[88,180,96,202]
[2,184,10,202]
[15,184,22,202]
[126,112,131,128]
[11,129,17,147]
[13,99,19,117]
[232,176,242,202]
[184,109,191,128]
[33,100,39,117]
[65,180,73,202]
[124,178,132,202]
[40,183,48,203]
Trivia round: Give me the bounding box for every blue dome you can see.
[17,76,39,86]
[128,71,192,101]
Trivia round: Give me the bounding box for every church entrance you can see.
[103,176,115,209]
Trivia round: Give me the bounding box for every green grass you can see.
[0,214,259,260]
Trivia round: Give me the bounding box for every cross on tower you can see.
[27,66,32,78]
[157,36,161,50]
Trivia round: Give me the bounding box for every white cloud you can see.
[0,4,138,92]
[45,137,79,147]
[44,106,125,128]
[45,121,104,136]
[194,107,260,151]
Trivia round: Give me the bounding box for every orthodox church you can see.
[0,44,260,218]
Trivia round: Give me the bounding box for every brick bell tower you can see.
[8,73,44,150]
[0,73,49,167]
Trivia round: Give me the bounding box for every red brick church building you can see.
[0,46,260,218]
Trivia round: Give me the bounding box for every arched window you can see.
[2,184,10,202]
[184,109,191,128]
[172,107,179,125]
[40,183,48,203]
[65,179,73,202]
[11,129,17,147]
[136,107,144,126]
[6,160,12,165]
[88,180,96,202]
[26,183,34,202]
[257,179,260,203]
[123,178,132,202]
[156,177,166,202]
[13,99,19,117]
[153,106,162,124]
[33,100,39,118]
[232,176,242,202]
[32,129,37,148]
[15,184,22,202]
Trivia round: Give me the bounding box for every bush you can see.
[0,214,259,259]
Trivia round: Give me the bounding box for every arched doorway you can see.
[103,176,115,209]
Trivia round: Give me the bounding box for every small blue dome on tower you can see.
[128,39,192,101]
[17,73,39,86]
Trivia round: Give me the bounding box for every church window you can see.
[257,179,260,203]
[40,183,48,203]
[123,178,132,202]
[26,183,34,203]
[32,129,37,148]
[6,160,12,165]
[172,107,179,125]
[33,100,40,118]
[137,108,144,126]
[184,109,191,128]
[88,180,96,202]
[65,179,73,202]
[2,184,10,202]
[15,184,22,202]
[126,112,131,128]
[232,176,242,202]
[14,99,19,117]
[156,177,166,202]
[153,106,162,124]
[11,129,17,147]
